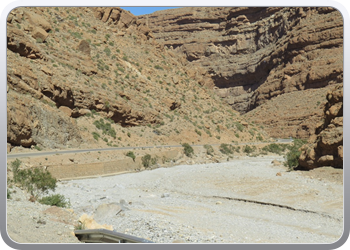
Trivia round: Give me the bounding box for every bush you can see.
[243,145,254,154]
[195,129,202,136]
[11,159,21,174]
[141,154,152,168]
[12,160,57,198]
[141,154,158,168]
[39,194,70,208]
[104,47,111,56]
[262,143,289,155]
[235,122,244,132]
[182,143,194,157]
[93,118,116,139]
[126,151,136,161]
[219,143,234,155]
[92,132,100,141]
[154,65,164,70]
[284,139,307,170]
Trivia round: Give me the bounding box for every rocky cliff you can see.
[298,83,343,169]
[140,7,343,139]
[7,7,265,151]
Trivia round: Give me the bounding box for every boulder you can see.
[77,40,91,56]
[31,27,48,42]
[59,106,72,117]
[78,214,113,231]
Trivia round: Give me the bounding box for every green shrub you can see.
[195,129,202,136]
[93,119,116,139]
[243,145,254,154]
[141,154,158,168]
[39,194,70,208]
[154,65,164,70]
[7,189,11,199]
[262,143,289,155]
[141,154,152,168]
[11,159,21,174]
[92,132,100,141]
[256,134,263,141]
[12,164,57,198]
[219,143,234,155]
[235,122,244,132]
[284,139,307,170]
[126,151,136,161]
[182,143,194,157]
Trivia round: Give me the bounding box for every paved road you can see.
[7,139,293,159]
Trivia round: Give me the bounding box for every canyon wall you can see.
[140,7,343,139]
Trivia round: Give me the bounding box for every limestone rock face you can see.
[141,7,343,138]
[93,7,153,40]
[298,83,343,169]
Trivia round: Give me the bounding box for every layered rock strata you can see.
[298,83,343,169]
[141,7,343,138]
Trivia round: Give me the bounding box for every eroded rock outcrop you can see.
[8,7,264,150]
[7,7,162,149]
[7,90,83,149]
[141,7,343,138]
[298,83,343,169]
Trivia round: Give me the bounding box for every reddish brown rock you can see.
[141,7,343,139]
[59,106,72,117]
[31,27,48,42]
[298,83,343,169]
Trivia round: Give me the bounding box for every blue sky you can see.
[120,7,180,16]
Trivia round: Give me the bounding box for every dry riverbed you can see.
[6,155,343,244]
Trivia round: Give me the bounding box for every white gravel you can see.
[51,155,343,244]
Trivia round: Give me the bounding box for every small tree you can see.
[141,154,152,168]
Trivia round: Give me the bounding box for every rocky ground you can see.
[6,155,343,244]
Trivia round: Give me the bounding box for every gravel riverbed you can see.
[6,155,343,244]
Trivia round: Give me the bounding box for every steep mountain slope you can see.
[7,7,266,151]
[140,7,343,139]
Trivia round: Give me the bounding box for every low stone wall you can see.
[47,149,181,180]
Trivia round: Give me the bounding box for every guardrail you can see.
[74,229,154,243]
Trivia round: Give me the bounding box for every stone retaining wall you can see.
[47,149,181,180]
